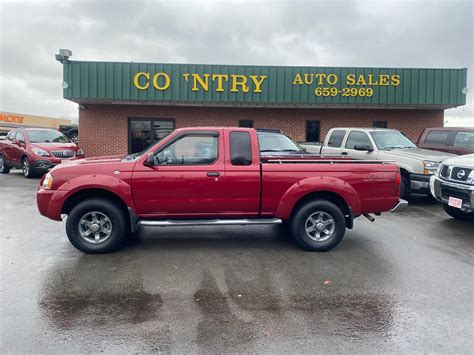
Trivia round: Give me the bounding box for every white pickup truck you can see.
[307,128,455,199]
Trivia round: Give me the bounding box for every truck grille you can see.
[451,167,471,182]
[439,164,472,183]
[440,165,449,179]
[50,150,75,158]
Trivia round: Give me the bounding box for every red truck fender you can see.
[56,174,135,214]
[275,176,362,220]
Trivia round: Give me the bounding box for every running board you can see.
[139,218,282,227]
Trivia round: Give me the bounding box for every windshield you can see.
[258,133,303,152]
[26,130,70,143]
[370,131,417,150]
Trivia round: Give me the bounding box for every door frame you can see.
[128,117,175,154]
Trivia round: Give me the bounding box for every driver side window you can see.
[155,134,218,165]
[345,131,372,150]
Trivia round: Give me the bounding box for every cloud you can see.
[0,0,472,125]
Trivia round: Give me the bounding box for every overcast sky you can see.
[0,0,472,126]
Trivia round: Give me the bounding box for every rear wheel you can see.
[22,157,35,178]
[0,154,11,174]
[66,198,127,253]
[443,204,474,221]
[290,200,346,252]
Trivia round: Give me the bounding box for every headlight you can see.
[42,173,53,189]
[423,160,439,175]
[31,148,50,156]
[76,148,84,156]
[467,170,474,184]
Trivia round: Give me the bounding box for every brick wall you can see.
[79,104,444,157]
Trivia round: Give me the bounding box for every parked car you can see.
[418,127,474,155]
[58,124,79,144]
[257,128,312,156]
[37,127,406,254]
[0,127,84,178]
[316,128,455,199]
[430,154,474,220]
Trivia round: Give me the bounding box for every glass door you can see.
[129,118,175,153]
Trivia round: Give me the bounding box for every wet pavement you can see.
[1,171,473,353]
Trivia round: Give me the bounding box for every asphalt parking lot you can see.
[1,170,473,353]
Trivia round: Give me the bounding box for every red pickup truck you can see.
[37,127,406,254]
[0,127,84,178]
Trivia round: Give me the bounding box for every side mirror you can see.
[354,144,373,152]
[12,139,20,145]
[301,147,307,153]
[143,153,156,167]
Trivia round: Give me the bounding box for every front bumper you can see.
[37,188,67,221]
[430,175,474,212]
[30,156,82,174]
[31,159,55,173]
[410,173,432,193]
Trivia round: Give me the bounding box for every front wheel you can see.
[290,200,346,252]
[443,204,474,221]
[0,154,11,174]
[22,157,35,178]
[400,176,409,200]
[66,198,127,253]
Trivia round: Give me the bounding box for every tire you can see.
[22,157,35,178]
[443,204,474,221]
[0,154,11,174]
[66,198,127,253]
[400,176,409,200]
[290,200,346,252]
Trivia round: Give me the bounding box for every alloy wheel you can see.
[78,211,113,244]
[304,211,335,242]
[23,159,29,177]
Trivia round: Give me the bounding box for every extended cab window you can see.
[230,131,252,166]
[345,131,372,149]
[453,131,474,149]
[327,130,346,147]
[155,134,218,165]
[425,130,450,145]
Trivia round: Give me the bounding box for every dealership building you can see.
[56,51,468,156]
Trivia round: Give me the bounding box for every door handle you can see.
[207,172,220,177]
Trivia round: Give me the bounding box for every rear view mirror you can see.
[354,144,373,152]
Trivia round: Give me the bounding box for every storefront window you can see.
[306,121,320,142]
[129,118,174,153]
